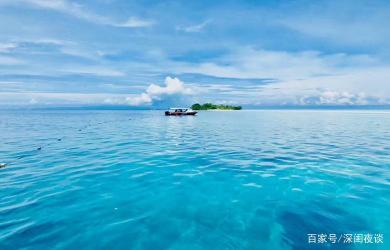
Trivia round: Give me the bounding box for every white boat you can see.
[165,108,197,116]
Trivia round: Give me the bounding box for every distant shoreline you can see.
[199,109,237,111]
[1,105,390,111]
[191,103,242,111]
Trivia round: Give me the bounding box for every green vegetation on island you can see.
[191,103,242,110]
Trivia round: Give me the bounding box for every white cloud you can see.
[173,47,390,105]
[254,66,390,105]
[32,38,73,46]
[19,0,109,24]
[2,0,154,28]
[22,0,68,9]
[125,93,152,106]
[116,17,154,28]
[318,91,365,105]
[179,48,382,80]
[126,76,195,106]
[146,76,194,96]
[0,77,195,106]
[0,92,130,105]
[1,39,73,48]
[60,67,126,77]
[6,38,103,60]
[299,91,383,105]
[0,43,18,53]
[177,20,211,32]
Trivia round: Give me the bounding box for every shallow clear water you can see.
[0,110,389,250]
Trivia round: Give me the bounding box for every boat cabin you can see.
[165,108,197,116]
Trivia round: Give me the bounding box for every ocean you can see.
[0,110,389,250]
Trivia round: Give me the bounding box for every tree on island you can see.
[191,103,242,110]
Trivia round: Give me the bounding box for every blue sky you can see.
[0,0,390,107]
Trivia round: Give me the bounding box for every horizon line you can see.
[1,104,390,111]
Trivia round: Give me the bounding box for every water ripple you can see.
[0,110,389,249]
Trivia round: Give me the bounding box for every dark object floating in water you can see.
[0,163,7,168]
[57,138,62,141]
[165,108,197,116]
[37,147,42,150]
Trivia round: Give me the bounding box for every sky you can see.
[0,0,390,107]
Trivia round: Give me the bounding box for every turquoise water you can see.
[0,110,389,250]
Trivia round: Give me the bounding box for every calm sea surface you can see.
[0,110,389,250]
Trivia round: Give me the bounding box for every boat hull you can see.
[165,111,197,116]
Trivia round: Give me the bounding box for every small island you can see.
[191,103,242,110]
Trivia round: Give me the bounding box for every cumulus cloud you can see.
[125,93,152,106]
[147,77,194,96]
[126,76,195,106]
